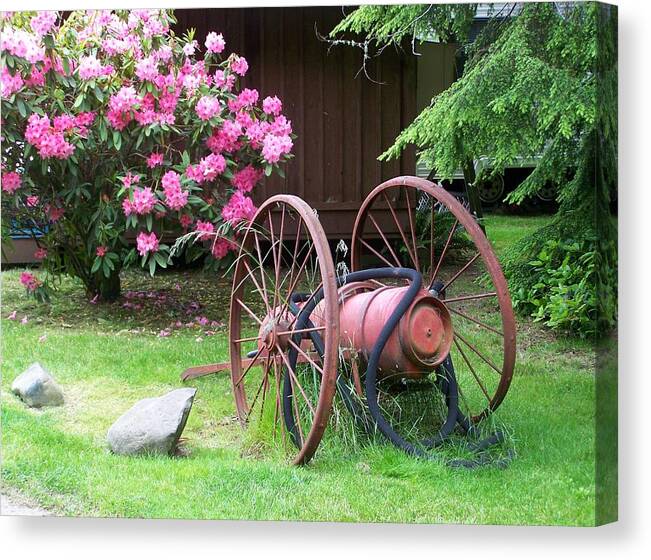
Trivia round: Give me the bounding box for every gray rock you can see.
[11,363,64,408]
[107,388,197,456]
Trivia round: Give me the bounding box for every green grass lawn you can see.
[1,213,600,525]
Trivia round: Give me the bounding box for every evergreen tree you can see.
[331,2,617,336]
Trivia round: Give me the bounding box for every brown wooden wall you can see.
[174,6,417,237]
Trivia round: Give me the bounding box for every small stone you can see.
[11,363,64,408]
[107,388,197,456]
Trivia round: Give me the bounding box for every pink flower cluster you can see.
[1,66,24,97]
[183,40,199,57]
[186,155,227,185]
[136,231,159,256]
[211,237,233,259]
[205,32,225,54]
[262,134,293,165]
[147,152,163,168]
[134,89,178,127]
[214,69,235,91]
[20,271,41,292]
[1,170,21,194]
[262,95,282,116]
[34,247,48,259]
[25,114,75,159]
[196,95,220,121]
[206,120,242,153]
[1,26,45,63]
[46,204,64,222]
[123,187,156,216]
[120,172,139,188]
[179,214,193,229]
[221,191,256,225]
[230,55,248,76]
[195,220,215,241]
[162,171,188,211]
[30,11,58,37]
[231,165,263,193]
[1,14,295,277]
[135,55,159,82]
[77,54,113,80]
[228,88,258,112]
[107,86,140,130]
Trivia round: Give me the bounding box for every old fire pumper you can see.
[181,176,516,466]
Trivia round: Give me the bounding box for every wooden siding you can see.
[174,7,419,237]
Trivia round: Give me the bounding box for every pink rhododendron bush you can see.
[1,10,293,301]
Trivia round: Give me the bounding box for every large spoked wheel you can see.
[351,176,516,424]
[229,195,339,465]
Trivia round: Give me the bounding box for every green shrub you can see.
[512,238,615,338]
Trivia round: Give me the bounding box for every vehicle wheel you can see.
[229,195,339,465]
[351,176,516,423]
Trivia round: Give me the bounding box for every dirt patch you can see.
[1,492,51,516]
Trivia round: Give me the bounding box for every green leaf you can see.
[99,122,108,143]
[91,257,102,274]
[73,93,84,109]
[113,131,122,151]
[17,98,27,118]
[154,252,168,268]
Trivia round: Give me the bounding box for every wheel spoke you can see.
[288,338,325,376]
[258,359,271,421]
[278,239,315,317]
[277,346,317,417]
[368,213,401,266]
[443,292,497,304]
[442,252,480,292]
[454,331,502,376]
[233,335,262,344]
[253,231,271,314]
[266,208,280,310]
[382,192,418,268]
[277,325,326,337]
[246,364,269,420]
[404,188,420,272]
[453,337,492,404]
[243,260,272,316]
[234,345,265,387]
[285,217,303,302]
[231,233,281,296]
[429,202,435,280]
[235,298,264,326]
[272,359,286,442]
[284,283,324,331]
[360,238,398,269]
[448,306,504,336]
[431,217,459,282]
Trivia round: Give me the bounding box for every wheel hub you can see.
[259,313,291,351]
